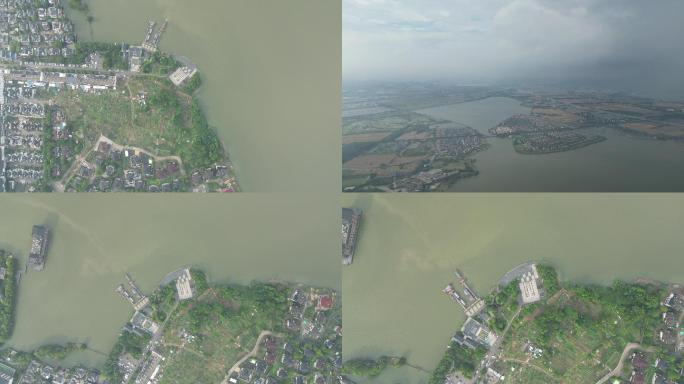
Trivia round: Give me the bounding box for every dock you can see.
[442,269,485,317]
[142,19,168,52]
[116,273,149,310]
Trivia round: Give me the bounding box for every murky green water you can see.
[417,97,684,192]
[0,0,344,370]
[342,194,684,383]
[417,97,530,135]
[0,195,340,367]
[68,0,341,192]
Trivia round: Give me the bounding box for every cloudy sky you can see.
[343,0,684,98]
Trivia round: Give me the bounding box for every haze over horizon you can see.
[343,0,684,99]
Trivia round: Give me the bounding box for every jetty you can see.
[442,283,467,307]
[142,19,168,52]
[442,269,485,317]
[116,273,149,310]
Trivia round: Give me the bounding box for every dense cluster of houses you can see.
[65,140,186,193]
[0,73,47,191]
[0,0,75,62]
[660,292,684,350]
[1,64,111,191]
[227,288,342,384]
[618,291,684,384]
[378,128,485,192]
[9,358,100,384]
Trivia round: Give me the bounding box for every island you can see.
[512,132,606,155]
[0,0,239,192]
[429,263,684,384]
[342,355,406,378]
[0,266,341,384]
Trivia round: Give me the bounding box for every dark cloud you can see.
[344,0,684,98]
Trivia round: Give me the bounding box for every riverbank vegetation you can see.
[103,330,151,382]
[0,342,89,376]
[431,265,675,383]
[182,72,202,95]
[141,52,180,75]
[0,251,17,342]
[155,273,290,383]
[342,356,406,378]
[429,343,486,384]
[496,267,667,383]
[33,343,87,360]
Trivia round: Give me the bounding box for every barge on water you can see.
[342,208,362,265]
[28,225,49,271]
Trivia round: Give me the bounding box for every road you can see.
[500,357,554,378]
[220,330,284,384]
[124,300,179,384]
[472,306,522,383]
[55,134,186,190]
[595,343,654,384]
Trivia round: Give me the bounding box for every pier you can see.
[142,19,168,52]
[442,269,485,317]
[116,273,149,310]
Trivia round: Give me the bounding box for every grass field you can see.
[498,284,662,383]
[54,74,224,172]
[157,282,288,383]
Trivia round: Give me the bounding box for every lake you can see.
[417,97,684,192]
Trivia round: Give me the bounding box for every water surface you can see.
[416,97,530,135]
[342,194,684,383]
[416,98,684,192]
[0,195,340,367]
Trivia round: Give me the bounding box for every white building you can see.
[519,265,541,304]
[169,66,197,86]
[176,268,194,300]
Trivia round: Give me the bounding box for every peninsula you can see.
[0,0,239,192]
[0,267,341,384]
[430,263,684,384]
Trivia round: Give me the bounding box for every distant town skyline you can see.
[344,0,684,99]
